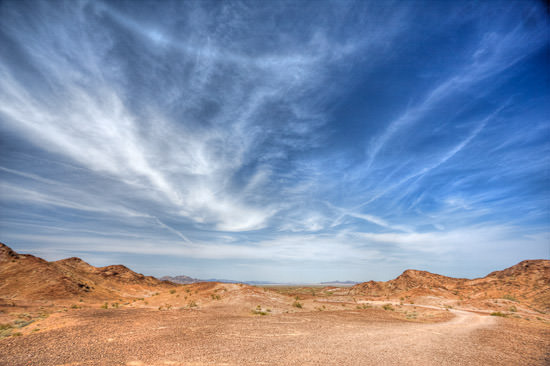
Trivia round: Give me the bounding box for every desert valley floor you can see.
[1,302,549,365]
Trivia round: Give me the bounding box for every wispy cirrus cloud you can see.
[0,0,548,282]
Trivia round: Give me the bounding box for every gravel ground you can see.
[0,307,548,366]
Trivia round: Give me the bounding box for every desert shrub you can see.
[502,294,518,302]
[490,312,507,317]
[100,302,108,309]
[0,323,13,338]
[509,306,517,312]
[170,289,176,294]
[292,301,303,309]
[71,304,80,309]
[211,294,221,300]
[252,306,268,315]
[251,309,268,316]
[188,301,197,308]
[111,302,119,308]
[382,304,394,311]
[12,332,22,337]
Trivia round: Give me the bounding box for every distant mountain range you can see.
[160,275,358,286]
[320,281,359,286]
[160,275,280,285]
[160,275,198,284]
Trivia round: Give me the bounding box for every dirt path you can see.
[0,307,547,366]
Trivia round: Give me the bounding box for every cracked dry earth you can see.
[1,307,549,366]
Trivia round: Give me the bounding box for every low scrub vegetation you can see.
[14,319,34,328]
[251,305,268,316]
[0,323,13,338]
[502,294,519,302]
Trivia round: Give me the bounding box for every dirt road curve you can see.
[0,307,548,366]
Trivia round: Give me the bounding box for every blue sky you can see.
[0,0,548,282]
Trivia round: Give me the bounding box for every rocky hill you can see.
[350,259,550,312]
[0,242,175,301]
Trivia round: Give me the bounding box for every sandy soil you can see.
[1,305,548,366]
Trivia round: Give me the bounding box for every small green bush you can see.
[0,323,13,338]
[14,319,35,328]
[251,307,268,315]
[490,312,507,317]
[502,294,518,302]
[170,289,176,294]
[382,304,394,311]
[292,301,303,309]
